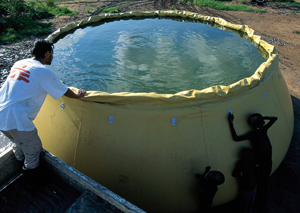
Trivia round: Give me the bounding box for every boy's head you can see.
[205,171,225,185]
[248,113,264,129]
[32,40,54,64]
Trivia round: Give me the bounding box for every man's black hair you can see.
[31,40,54,60]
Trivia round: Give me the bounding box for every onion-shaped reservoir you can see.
[34,11,294,213]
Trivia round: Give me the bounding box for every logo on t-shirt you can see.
[9,65,30,83]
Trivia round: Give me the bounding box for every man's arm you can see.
[64,88,86,99]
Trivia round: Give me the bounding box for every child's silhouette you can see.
[228,111,277,212]
[196,166,225,212]
[232,148,259,213]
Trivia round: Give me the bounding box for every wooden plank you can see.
[41,150,146,213]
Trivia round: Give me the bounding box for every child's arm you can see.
[228,113,249,141]
[196,166,211,184]
[263,116,278,130]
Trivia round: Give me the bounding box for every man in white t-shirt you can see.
[0,40,86,185]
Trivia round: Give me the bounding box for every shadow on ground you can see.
[266,95,300,213]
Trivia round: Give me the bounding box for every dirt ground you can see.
[1,0,300,212]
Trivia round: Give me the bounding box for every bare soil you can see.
[0,0,300,212]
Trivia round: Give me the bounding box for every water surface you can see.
[51,18,265,94]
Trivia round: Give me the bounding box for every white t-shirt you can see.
[0,58,68,131]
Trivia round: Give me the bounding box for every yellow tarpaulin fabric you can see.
[34,11,294,213]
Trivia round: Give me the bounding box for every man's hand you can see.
[64,88,86,99]
[76,89,86,98]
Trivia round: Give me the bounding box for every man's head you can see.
[248,113,264,129]
[31,40,54,65]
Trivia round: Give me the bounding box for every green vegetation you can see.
[187,0,267,12]
[180,0,299,10]
[126,1,136,5]
[87,5,92,13]
[0,21,53,45]
[274,0,296,3]
[1,0,298,44]
[26,0,78,17]
[293,30,300,34]
[50,6,78,16]
[289,2,300,7]
[0,0,78,44]
[86,4,98,13]
[275,0,300,7]
[99,5,120,13]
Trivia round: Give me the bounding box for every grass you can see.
[275,0,295,2]
[99,6,120,13]
[49,6,78,16]
[86,4,99,13]
[26,0,78,17]
[275,0,299,6]
[190,0,267,12]
[87,5,92,13]
[0,21,53,44]
[0,0,78,44]
[126,0,136,5]
[293,30,300,34]
[288,2,300,7]
[275,0,300,7]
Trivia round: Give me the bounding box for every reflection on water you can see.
[51,18,266,94]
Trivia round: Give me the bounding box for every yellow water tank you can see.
[34,11,294,213]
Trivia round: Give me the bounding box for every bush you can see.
[26,0,53,19]
[46,0,56,7]
[0,0,77,44]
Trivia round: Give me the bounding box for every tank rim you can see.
[46,10,278,104]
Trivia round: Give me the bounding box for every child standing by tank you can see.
[227,110,277,212]
[232,148,259,213]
